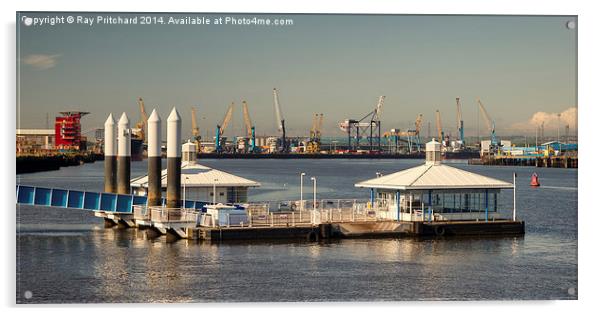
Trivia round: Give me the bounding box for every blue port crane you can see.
[242,100,256,153]
[456,97,465,144]
[215,102,234,153]
[339,96,385,152]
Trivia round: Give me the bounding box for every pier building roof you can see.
[130,161,260,188]
[355,139,513,190]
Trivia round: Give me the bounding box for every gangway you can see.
[16,184,213,213]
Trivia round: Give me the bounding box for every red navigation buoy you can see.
[530,173,540,187]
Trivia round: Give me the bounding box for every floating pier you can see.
[129,201,524,241]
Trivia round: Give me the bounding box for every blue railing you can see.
[16,185,211,214]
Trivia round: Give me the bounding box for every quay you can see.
[470,155,577,168]
[195,152,426,159]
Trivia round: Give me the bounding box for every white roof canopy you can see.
[131,161,260,188]
[355,163,513,190]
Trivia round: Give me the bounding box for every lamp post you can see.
[300,172,306,211]
[213,178,218,205]
[557,113,561,144]
[311,176,317,224]
[311,177,317,209]
[513,173,517,221]
[183,176,189,207]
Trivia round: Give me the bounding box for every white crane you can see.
[273,88,288,152]
[477,98,498,146]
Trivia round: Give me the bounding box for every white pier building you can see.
[130,142,260,203]
[355,139,515,222]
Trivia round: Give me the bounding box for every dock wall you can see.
[16,153,103,174]
[471,156,577,168]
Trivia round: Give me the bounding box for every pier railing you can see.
[133,198,510,229]
[150,207,198,223]
[133,205,199,224]
[246,199,387,214]
[210,199,388,228]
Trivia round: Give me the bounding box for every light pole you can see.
[213,178,218,205]
[183,176,189,207]
[311,176,317,224]
[300,172,306,211]
[557,113,561,144]
[311,177,317,210]
[557,113,562,154]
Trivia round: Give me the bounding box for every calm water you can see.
[16,159,578,302]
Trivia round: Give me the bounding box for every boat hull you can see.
[131,138,144,161]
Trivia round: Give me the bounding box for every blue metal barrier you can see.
[16,185,212,213]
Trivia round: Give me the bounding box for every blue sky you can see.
[17,13,577,139]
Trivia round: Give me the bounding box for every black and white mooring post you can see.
[166,107,182,208]
[147,109,162,207]
[104,113,117,193]
[117,112,131,195]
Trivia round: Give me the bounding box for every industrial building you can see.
[54,111,89,150]
[16,129,55,153]
[17,111,90,154]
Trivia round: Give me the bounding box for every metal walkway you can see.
[16,185,211,214]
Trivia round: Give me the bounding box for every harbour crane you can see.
[435,110,443,143]
[215,102,234,153]
[133,97,148,142]
[317,113,324,140]
[383,114,423,153]
[307,113,324,153]
[477,98,499,148]
[456,97,465,144]
[273,88,288,153]
[339,96,385,152]
[310,114,319,140]
[191,106,202,152]
[242,100,256,153]
[310,113,324,141]
[413,114,423,149]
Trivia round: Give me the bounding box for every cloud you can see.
[22,54,61,70]
[510,107,577,132]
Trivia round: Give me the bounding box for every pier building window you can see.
[414,190,500,214]
[227,187,248,203]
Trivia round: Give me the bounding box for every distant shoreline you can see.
[16,153,103,174]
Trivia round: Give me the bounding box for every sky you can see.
[17,13,577,140]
